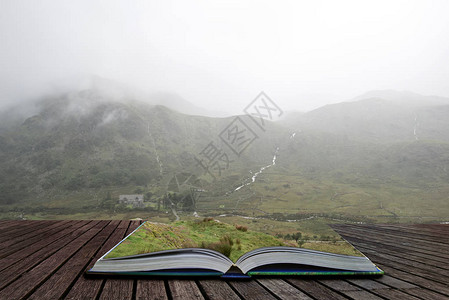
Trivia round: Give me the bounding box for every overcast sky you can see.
[1,0,449,114]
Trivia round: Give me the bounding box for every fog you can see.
[1,0,449,115]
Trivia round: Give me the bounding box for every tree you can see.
[100,191,115,210]
[291,232,302,242]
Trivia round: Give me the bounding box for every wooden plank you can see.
[257,278,312,300]
[335,227,449,263]
[347,277,422,300]
[65,220,131,300]
[0,220,84,272]
[405,287,449,300]
[136,280,169,300]
[286,278,352,300]
[0,220,56,234]
[375,224,449,241]
[373,264,449,297]
[168,280,204,300]
[318,279,384,300]
[318,279,363,291]
[0,220,36,232]
[373,275,417,289]
[0,220,106,299]
[228,280,277,300]
[364,234,448,266]
[345,223,449,241]
[0,220,69,249]
[360,262,449,295]
[346,278,392,290]
[357,269,446,300]
[356,244,449,284]
[356,224,449,244]
[197,280,241,300]
[0,220,23,231]
[334,226,449,260]
[372,288,421,299]
[0,220,72,258]
[98,220,141,300]
[336,232,449,269]
[412,224,449,234]
[353,245,449,283]
[0,220,92,290]
[1,221,447,300]
[99,279,134,300]
[343,291,384,300]
[28,220,120,300]
[0,220,68,247]
[344,262,433,300]
[0,220,54,239]
[334,225,449,256]
[335,224,449,253]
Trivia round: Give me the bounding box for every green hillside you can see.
[104,218,360,262]
[0,89,448,224]
[0,89,284,210]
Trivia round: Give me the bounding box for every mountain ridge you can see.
[1,88,449,221]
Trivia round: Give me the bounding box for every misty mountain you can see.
[352,90,449,107]
[282,91,449,142]
[0,88,285,205]
[149,92,229,117]
[1,88,449,216]
[62,76,229,117]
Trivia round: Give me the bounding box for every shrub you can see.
[211,242,232,257]
[202,234,234,258]
[235,224,248,232]
[291,232,302,242]
[220,234,234,246]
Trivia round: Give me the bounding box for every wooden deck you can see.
[0,220,447,299]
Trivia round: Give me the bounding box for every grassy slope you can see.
[1,92,449,224]
[105,219,286,262]
[105,218,360,262]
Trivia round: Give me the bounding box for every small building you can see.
[119,194,144,208]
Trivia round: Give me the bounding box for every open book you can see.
[87,220,383,278]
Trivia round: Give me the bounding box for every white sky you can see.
[1,0,449,114]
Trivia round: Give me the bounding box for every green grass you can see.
[104,217,363,262]
[195,168,449,220]
[105,219,289,262]
[211,215,363,256]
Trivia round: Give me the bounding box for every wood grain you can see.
[0,221,447,300]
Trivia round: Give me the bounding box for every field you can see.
[1,151,448,257]
[195,167,449,222]
[104,218,361,262]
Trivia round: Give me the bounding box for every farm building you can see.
[118,194,144,208]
